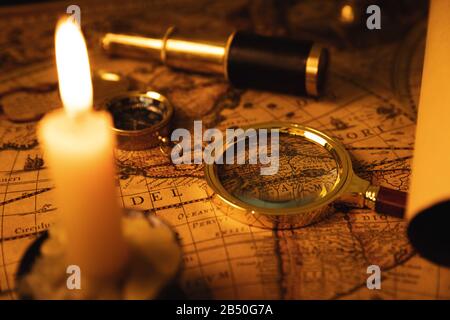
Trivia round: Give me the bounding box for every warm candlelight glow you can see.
[38,16,128,278]
[340,5,355,24]
[55,17,93,117]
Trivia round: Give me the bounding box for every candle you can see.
[38,17,128,277]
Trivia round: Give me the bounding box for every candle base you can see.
[16,210,184,300]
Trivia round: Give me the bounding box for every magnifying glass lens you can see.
[216,133,341,209]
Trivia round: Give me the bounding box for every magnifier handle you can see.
[374,186,407,218]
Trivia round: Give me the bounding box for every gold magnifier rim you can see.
[204,121,353,218]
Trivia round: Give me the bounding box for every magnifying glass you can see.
[204,122,407,229]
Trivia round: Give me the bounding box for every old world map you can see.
[0,0,449,299]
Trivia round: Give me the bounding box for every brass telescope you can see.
[101,27,329,97]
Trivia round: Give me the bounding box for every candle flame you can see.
[55,17,93,117]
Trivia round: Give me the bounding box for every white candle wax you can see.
[39,111,128,277]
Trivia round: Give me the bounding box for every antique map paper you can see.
[0,0,449,299]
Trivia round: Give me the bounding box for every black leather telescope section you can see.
[227,31,328,96]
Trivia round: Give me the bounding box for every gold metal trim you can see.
[305,44,323,97]
[101,33,163,61]
[161,26,176,64]
[364,185,380,210]
[101,33,113,51]
[223,30,237,81]
[163,30,228,74]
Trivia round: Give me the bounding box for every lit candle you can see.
[39,17,128,277]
